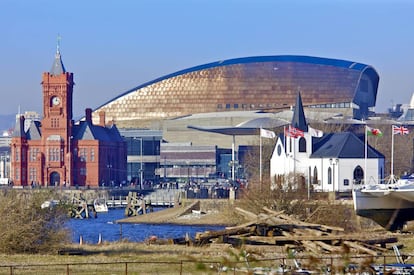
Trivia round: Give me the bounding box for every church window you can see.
[328,167,332,185]
[353,165,364,184]
[313,166,318,185]
[298,137,306,152]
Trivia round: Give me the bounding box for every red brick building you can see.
[10,47,127,187]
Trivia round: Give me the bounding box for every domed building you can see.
[90,55,379,128]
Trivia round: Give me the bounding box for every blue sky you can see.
[1,0,413,117]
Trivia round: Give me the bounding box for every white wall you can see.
[270,133,384,192]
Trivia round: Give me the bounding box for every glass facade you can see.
[119,129,162,185]
[92,55,379,126]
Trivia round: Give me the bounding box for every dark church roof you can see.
[310,132,384,159]
[73,121,124,142]
[12,116,25,138]
[26,121,41,140]
[291,92,308,132]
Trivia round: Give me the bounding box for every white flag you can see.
[260,128,276,139]
[309,126,323,137]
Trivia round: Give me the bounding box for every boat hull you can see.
[94,199,108,213]
[352,188,414,230]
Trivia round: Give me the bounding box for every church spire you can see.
[50,35,66,76]
[291,91,308,132]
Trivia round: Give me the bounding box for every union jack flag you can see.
[393,125,410,135]
[284,125,304,138]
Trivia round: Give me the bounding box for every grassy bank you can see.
[1,239,414,274]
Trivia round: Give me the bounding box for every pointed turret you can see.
[50,37,66,76]
[291,91,308,132]
[12,115,26,138]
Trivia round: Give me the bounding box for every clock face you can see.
[52,96,60,106]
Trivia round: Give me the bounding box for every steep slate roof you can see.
[310,132,384,159]
[291,92,308,132]
[12,116,25,138]
[26,121,42,140]
[50,48,66,76]
[73,121,123,142]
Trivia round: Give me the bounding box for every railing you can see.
[0,254,412,274]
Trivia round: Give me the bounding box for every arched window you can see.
[353,165,364,184]
[277,144,282,156]
[328,167,332,185]
[298,137,306,152]
[313,166,318,185]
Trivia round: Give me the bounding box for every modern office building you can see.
[157,142,218,183]
[119,129,162,185]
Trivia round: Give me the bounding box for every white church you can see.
[270,93,385,193]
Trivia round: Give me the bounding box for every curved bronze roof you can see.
[91,55,379,127]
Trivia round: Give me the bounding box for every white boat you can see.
[94,198,108,213]
[41,199,59,209]
[352,175,414,231]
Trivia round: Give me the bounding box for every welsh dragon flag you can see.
[366,126,383,137]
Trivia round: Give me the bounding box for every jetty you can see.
[106,189,181,209]
[62,188,182,218]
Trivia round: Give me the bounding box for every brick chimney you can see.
[99,111,106,126]
[85,108,92,123]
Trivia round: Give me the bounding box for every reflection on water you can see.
[66,208,224,244]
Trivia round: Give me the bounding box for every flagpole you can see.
[293,127,296,180]
[391,125,394,183]
[364,125,367,185]
[259,128,262,189]
[232,135,235,182]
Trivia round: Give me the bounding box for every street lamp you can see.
[163,156,167,183]
[140,137,143,189]
[186,161,190,184]
[329,158,339,194]
[68,136,73,187]
[107,164,112,186]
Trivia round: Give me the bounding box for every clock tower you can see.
[11,42,127,187]
[40,44,74,186]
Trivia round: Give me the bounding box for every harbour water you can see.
[66,208,225,244]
